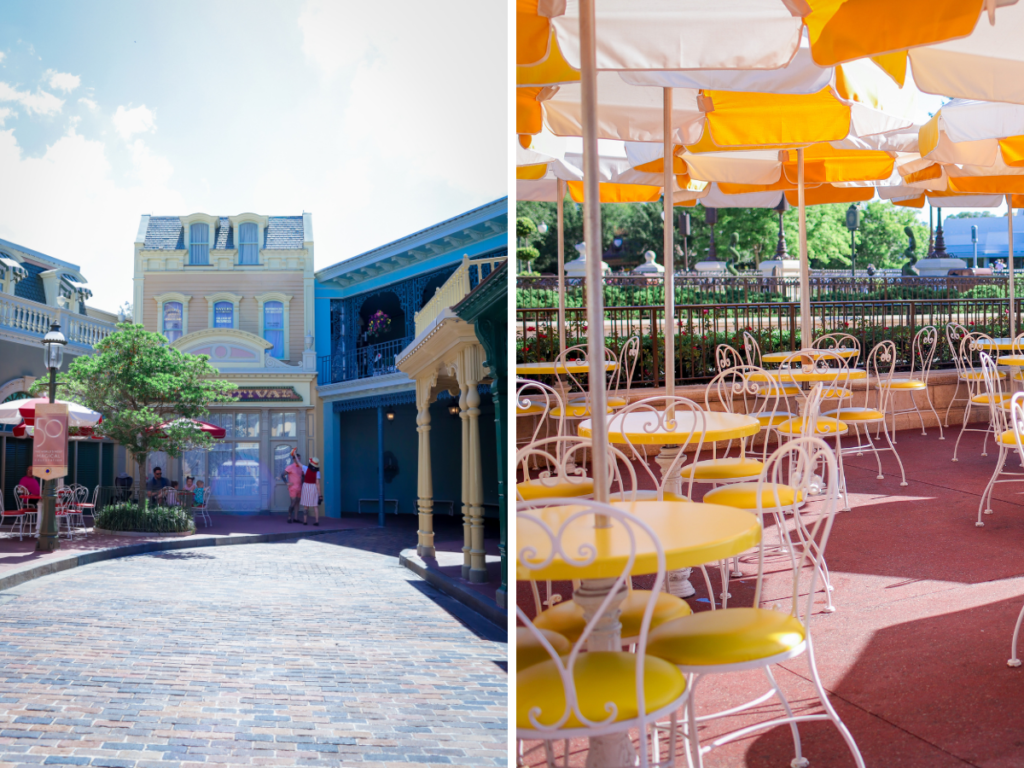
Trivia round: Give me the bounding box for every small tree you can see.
[34,323,237,500]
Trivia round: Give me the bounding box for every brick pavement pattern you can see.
[0,529,508,768]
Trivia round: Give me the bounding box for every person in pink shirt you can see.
[284,449,304,523]
[18,466,40,497]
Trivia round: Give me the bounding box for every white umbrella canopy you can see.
[0,397,102,428]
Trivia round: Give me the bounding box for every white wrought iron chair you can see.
[516,378,566,467]
[193,487,212,528]
[647,437,864,768]
[945,321,993,428]
[1001,396,1024,667]
[823,340,909,487]
[953,332,1009,462]
[55,487,76,540]
[976,357,1024,526]
[876,325,944,441]
[0,495,31,541]
[743,331,802,405]
[13,484,38,538]
[569,335,641,410]
[517,498,691,768]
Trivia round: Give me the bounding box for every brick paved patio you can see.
[0,525,507,768]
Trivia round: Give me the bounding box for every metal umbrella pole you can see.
[1010,195,1016,340]
[663,87,675,400]
[557,178,567,357]
[798,148,811,347]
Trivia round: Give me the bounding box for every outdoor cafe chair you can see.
[569,334,641,409]
[875,325,944,442]
[953,332,1009,462]
[0,495,31,541]
[945,322,997,429]
[516,435,635,504]
[193,487,212,528]
[975,359,1024,527]
[516,379,566,467]
[517,498,691,768]
[810,332,862,402]
[13,484,38,538]
[55,487,76,540]
[647,437,865,768]
[741,331,802,404]
[823,340,909,487]
[705,361,790,466]
[999,396,1024,667]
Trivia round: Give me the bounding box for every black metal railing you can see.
[317,335,414,386]
[517,298,1017,387]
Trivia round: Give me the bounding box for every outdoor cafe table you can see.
[761,347,860,364]
[515,360,617,377]
[975,339,1023,391]
[578,409,759,597]
[517,499,761,767]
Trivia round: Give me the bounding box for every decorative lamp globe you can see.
[42,322,66,370]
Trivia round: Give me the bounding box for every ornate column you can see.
[415,375,436,557]
[459,378,471,578]
[459,345,488,583]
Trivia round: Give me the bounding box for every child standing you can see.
[299,458,321,526]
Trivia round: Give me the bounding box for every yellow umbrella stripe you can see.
[703,88,851,148]
[870,51,909,87]
[1001,136,1024,167]
[566,181,662,204]
[516,164,549,181]
[634,155,687,174]
[781,147,894,184]
[516,1,550,66]
[784,183,874,206]
[948,175,1024,195]
[516,87,545,136]
[517,31,580,86]
[901,164,943,185]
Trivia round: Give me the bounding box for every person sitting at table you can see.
[18,466,40,497]
[146,466,169,499]
[164,480,179,506]
[193,479,205,506]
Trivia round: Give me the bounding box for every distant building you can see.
[132,213,318,513]
[0,237,120,509]
[941,211,1024,267]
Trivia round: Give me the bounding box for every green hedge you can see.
[94,502,196,534]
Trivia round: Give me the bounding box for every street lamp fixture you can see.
[972,225,979,268]
[537,221,548,235]
[385,407,395,421]
[774,197,790,259]
[36,322,66,552]
[933,207,948,258]
[845,204,860,278]
[448,404,460,417]
[705,207,719,260]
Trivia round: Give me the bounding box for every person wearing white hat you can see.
[299,457,322,526]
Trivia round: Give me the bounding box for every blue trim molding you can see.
[333,391,416,413]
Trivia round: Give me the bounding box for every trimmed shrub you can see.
[94,502,195,534]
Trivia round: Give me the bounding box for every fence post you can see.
[909,301,916,334]
[651,306,660,389]
[789,304,797,351]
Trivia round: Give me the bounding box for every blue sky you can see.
[0,1,506,310]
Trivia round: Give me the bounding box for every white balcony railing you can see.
[415,254,507,337]
[0,292,116,349]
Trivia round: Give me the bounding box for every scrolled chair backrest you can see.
[959,331,995,381]
[606,395,705,501]
[777,348,848,405]
[56,487,75,513]
[1013,332,1024,358]
[612,335,641,401]
[811,332,861,366]
[516,497,667,748]
[867,340,897,411]
[945,322,970,373]
[515,435,637,503]
[910,325,939,382]
[742,330,762,368]
[1008,392,1024,466]
[706,363,781,423]
[715,343,744,374]
[516,378,565,441]
[553,344,616,407]
[753,436,841,626]
[980,351,1009,434]
[13,485,28,511]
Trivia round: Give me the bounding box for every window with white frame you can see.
[238,222,259,265]
[163,301,183,342]
[189,223,210,265]
[199,412,261,498]
[213,301,234,328]
[263,301,285,358]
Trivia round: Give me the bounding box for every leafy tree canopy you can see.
[32,323,237,491]
[517,197,928,272]
[948,210,996,219]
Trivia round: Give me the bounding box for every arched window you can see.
[213,301,233,328]
[263,301,284,358]
[238,222,259,264]
[163,301,183,341]
[189,223,210,265]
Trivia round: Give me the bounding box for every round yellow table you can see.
[751,369,866,384]
[578,410,759,445]
[762,348,859,364]
[977,338,1017,352]
[997,355,1024,391]
[516,360,617,377]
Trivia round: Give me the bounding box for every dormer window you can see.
[189,223,210,265]
[163,301,183,341]
[238,222,259,264]
[213,301,234,328]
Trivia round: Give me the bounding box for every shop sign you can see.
[32,402,69,479]
[229,386,303,403]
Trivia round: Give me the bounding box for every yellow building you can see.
[132,213,319,513]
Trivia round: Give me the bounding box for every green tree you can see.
[856,201,928,269]
[34,323,237,498]
[948,211,996,219]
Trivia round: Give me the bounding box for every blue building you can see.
[314,199,507,594]
[941,211,1024,267]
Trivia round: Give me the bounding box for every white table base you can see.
[653,445,695,598]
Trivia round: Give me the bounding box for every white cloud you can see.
[45,70,80,93]
[78,97,98,111]
[112,104,155,140]
[0,81,63,115]
[128,139,174,187]
[0,108,10,126]
[0,53,6,65]
[0,127,183,311]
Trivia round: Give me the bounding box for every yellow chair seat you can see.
[1014,371,1024,382]
[534,590,693,643]
[819,387,853,399]
[646,607,806,667]
[882,379,926,391]
[517,652,686,729]
[757,384,801,397]
[628,490,691,502]
[961,371,1005,381]
[971,392,1012,405]
[681,457,764,481]
[755,411,795,427]
[774,416,849,436]
[571,395,627,408]
[822,407,885,422]
[552,404,615,418]
[517,477,594,500]
[999,429,1024,446]
[702,482,803,510]
[517,403,547,415]
[517,627,571,672]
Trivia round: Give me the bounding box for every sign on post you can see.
[32,402,69,480]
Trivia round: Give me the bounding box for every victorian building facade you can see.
[314,199,506,596]
[0,237,121,510]
[133,213,318,513]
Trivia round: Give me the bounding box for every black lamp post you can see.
[679,211,691,271]
[934,207,948,258]
[845,204,860,277]
[972,224,979,268]
[774,197,790,258]
[705,207,718,260]
[35,322,66,552]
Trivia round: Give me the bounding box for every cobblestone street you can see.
[0,530,508,768]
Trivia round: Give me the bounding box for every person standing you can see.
[18,466,40,497]
[284,449,304,523]
[299,458,322,526]
[146,466,169,500]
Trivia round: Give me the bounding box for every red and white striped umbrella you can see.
[149,418,226,439]
[0,397,102,427]
[12,424,99,440]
